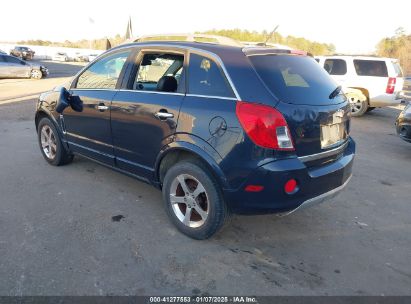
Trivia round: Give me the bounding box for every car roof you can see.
[316,55,397,61]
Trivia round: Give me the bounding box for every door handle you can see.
[97,103,109,111]
[155,111,174,120]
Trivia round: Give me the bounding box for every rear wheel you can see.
[37,117,73,166]
[347,92,368,117]
[162,161,229,239]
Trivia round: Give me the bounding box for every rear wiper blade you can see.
[329,85,342,99]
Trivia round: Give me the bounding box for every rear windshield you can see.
[249,55,344,105]
[354,60,388,77]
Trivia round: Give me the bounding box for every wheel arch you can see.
[35,110,69,151]
[348,87,370,102]
[155,141,228,190]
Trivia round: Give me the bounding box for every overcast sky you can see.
[1,0,410,53]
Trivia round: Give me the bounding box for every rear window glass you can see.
[249,55,344,105]
[324,59,347,75]
[354,60,388,77]
[393,62,403,77]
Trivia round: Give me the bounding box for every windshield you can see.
[249,55,345,105]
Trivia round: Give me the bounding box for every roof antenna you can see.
[258,25,279,46]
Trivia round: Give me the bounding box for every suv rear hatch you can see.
[248,52,350,158]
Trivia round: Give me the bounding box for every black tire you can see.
[37,117,73,166]
[162,160,229,240]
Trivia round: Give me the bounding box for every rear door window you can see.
[354,60,388,77]
[249,55,344,105]
[324,59,347,75]
[188,53,234,98]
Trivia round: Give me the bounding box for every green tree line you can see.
[17,29,336,55]
[376,28,411,75]
[201,29,336,55]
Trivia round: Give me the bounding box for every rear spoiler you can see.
[243,47,313,57]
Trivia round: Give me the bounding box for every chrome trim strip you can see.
[70,89,235,100]
[71,88,119,92]
[185,94,237,100]
[282,175,352,216]
[118,89,185,96]
[298,141,349,163]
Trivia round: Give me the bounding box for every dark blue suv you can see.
[35,40,355,239]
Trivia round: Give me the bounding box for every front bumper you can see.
[395,105,411,142]
[40,66,49,77]
[224,138,355,214]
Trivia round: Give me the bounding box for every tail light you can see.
[386,77,396,94]
[236,101,294,150]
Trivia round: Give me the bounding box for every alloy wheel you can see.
[349,96,364,115]
[31,69,42,79]
[169,174,209,228]
[40,125,57,160]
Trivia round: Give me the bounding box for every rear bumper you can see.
[224,138,355,214]
[369,93,402,107]
[281,175,351,215]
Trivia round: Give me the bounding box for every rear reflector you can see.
[245,185,264,192]
[236,101,294,150]
[284,179,298,194]
[386,77,396,94]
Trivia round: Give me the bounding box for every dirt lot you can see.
[0,62,410,296]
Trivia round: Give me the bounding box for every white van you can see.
[316,56,404,116]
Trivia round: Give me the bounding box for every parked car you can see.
[395,103,411,143]
[0,54,48,79]
[35,39,355,239]
[73,52,89,62]
[315,56,404,116]
[402,76,411,102]
[87,54,99,62]
[52,52,69,62]
[10,46,35,60]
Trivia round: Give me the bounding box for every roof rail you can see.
[331,54,378,57]
[132,33,242,47]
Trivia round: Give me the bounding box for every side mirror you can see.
[55,87,71,113]
[55,87,83,113]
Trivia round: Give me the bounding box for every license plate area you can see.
[321,122,346,149]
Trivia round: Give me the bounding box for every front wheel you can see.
[31,69,43,79]
[162,161,229,240]
[37,117,73,166]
